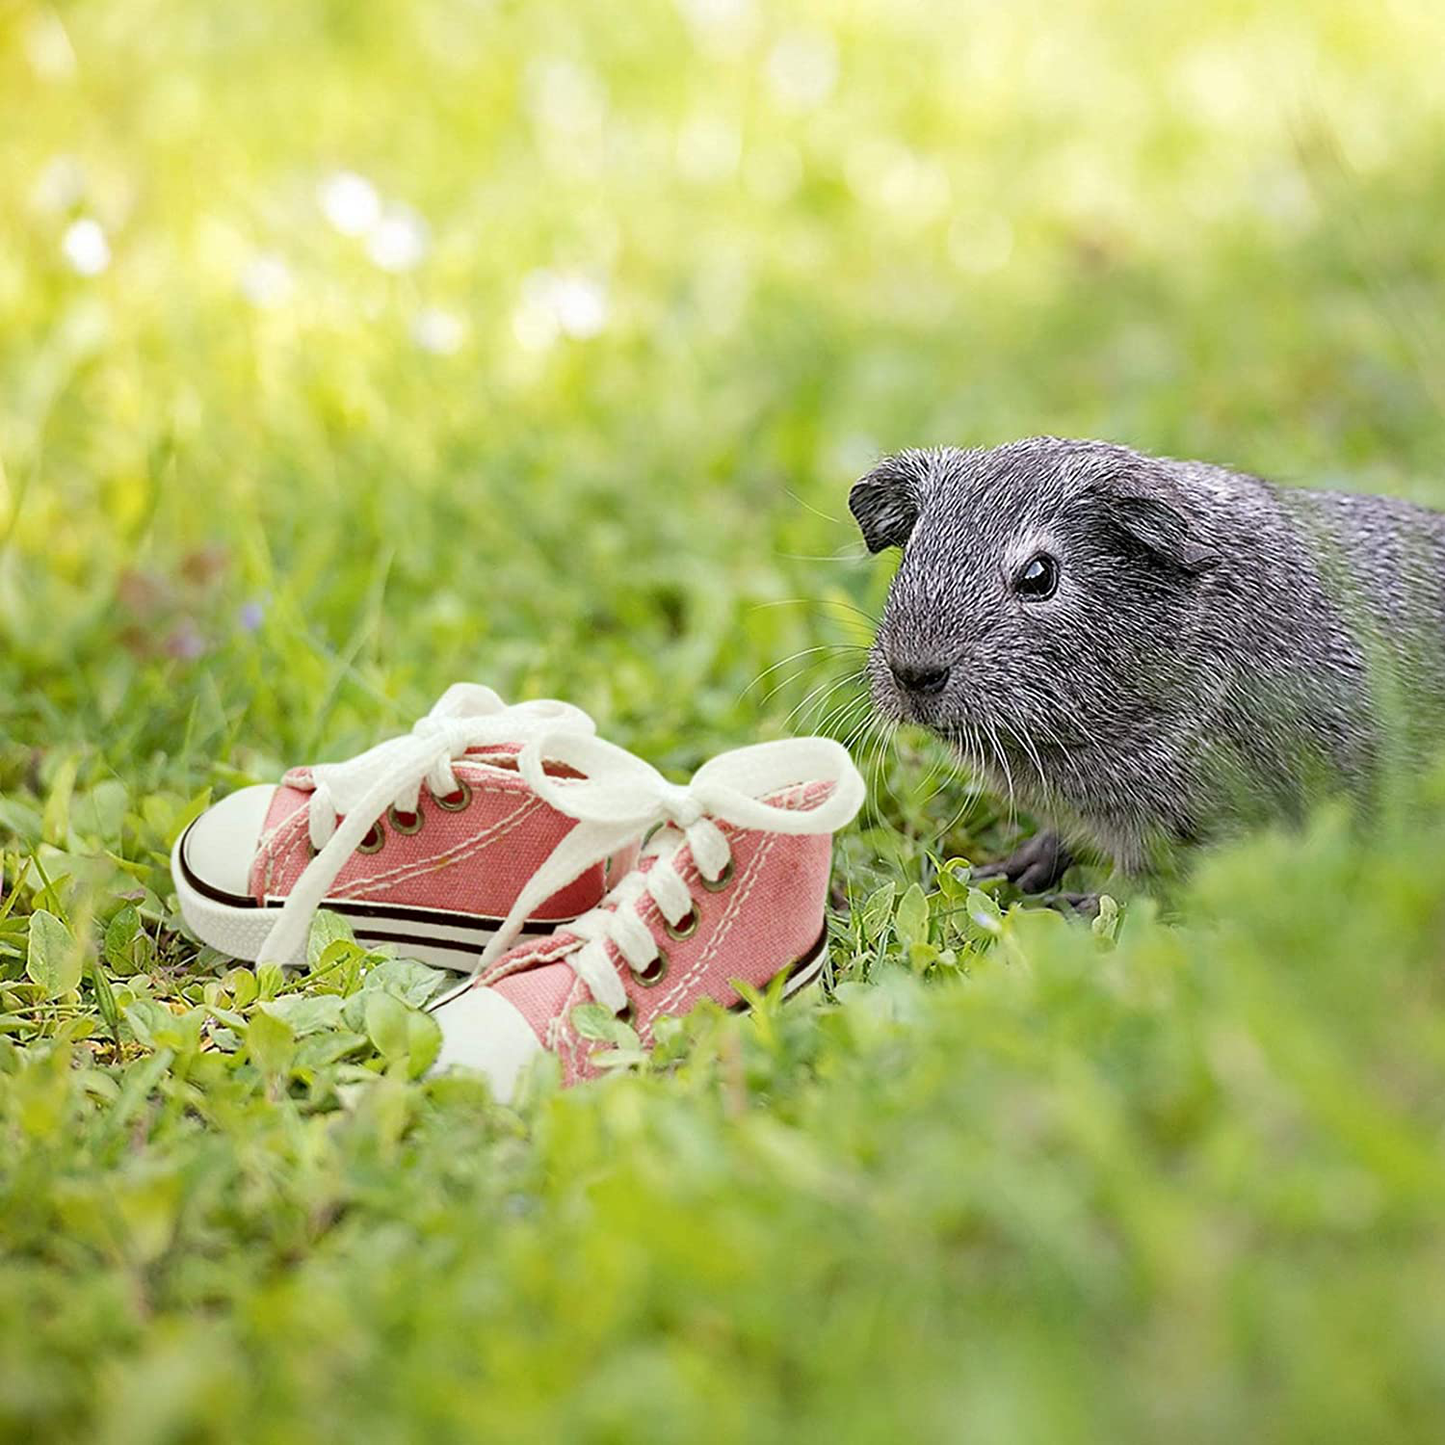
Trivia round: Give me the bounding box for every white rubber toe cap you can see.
[179,784,278,901]
[430,986,543,1104]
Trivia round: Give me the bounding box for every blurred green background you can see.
[5,0,1445,1440]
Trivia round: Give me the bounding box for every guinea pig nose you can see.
[890,660,951,697]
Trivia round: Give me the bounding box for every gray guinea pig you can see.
[849,436,1445,888]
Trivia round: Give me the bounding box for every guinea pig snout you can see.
[888,658,952,698]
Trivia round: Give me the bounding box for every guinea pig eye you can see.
[1013,553,1059,600]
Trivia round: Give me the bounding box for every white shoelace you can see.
[259,684,595,965]
[466,732,866,1014]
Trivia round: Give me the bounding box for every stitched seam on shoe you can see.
[256,762,537,885]
[329,794,541,897]
[651,830,774,1017]
[260,808,311,897]
[548,976,588,1068]
[482,935,582,987]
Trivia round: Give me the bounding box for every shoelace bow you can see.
[259,684,595,965]
[467,732,866,1014]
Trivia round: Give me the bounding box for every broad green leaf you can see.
[124,999,177,1051]
[26,910,82,998]
[907,940,941,974]
[256,961,285,1001]
[966,887,1004,938]
[571,1003,639,1048]
[293,1031,369,1072]
[364,990,412,1061]
[403,1007,442,1078]
[858,882,896,944]
[226,968,259,1009]
[895,883,930,949]
[1092,894,1122,946]
[307,909,356,970]
[936,857,973,904]
[259,994,345,1036]
[103,904,142,973]
[246,1008,295,1077]
[362,958,448,1008]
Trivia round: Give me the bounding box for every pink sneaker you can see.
[429,730,865,1100]
[171,685,637,969]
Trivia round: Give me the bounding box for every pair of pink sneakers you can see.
[172,684,865,1099]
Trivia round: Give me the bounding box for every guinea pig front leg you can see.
[975,830,1073,893]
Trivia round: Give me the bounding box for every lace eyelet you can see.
[635,948,669,988]
[699,858,735,893]
[663,906,699,941]
[434,779,472,812]
[356,821,385,855]
[388,805,424,836]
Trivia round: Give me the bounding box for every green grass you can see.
[5,0,1445,1438]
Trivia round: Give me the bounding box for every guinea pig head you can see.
[848,438,1221,777]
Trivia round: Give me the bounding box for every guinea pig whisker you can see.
[740,644,868,704]
[745,597,880,630]
[771,544,871,563]
[935,737,988,844]
[785,487,846,527]
[840,707,876,757]
[981,716,1017,826]
[818,691,871,743]
[857,717,892,815]
[785,668,865,733]
[1002,712,1051,787]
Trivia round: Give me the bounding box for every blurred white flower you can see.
[676,0,756,56]
[318,170,382,237]
[847,141,951,225]
[240,252,294,308]
[367,206,430,272]
[512,269,610,351]
[525,58,608,138]
[766,30,838,110]
[31,156,85,214]
[512,297,559,353]
[676,115,742,184]
[412,307,466,355]
[552,274,608,339]
[24,12,76,81]
[61,218,110,276]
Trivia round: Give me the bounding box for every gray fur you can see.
[850,437,1445,873]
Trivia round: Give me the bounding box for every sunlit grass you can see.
[4,0,1445,1437]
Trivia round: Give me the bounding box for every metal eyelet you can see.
[663,906,699,941]
[699,858,735,893]
[434,779,472,812]
[387,805,424,836]
[619,1000,636,1025]
[635,948,669,988]
[356,821,385,854]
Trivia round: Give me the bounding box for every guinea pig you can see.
[849,436,1445,886]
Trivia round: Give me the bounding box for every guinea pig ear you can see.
[849,456,924,552]
[1099,478,1221,575]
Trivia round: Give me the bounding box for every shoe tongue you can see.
[491,960,579,1038]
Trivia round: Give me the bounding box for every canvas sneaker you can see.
[171,684,638,970]
[429,729,865,1100]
